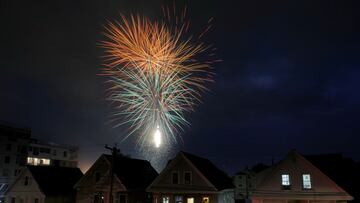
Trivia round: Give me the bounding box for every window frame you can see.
[184,171,192,185]
[281,174,291,190]
[172,171,180,184]
[302,174,312,189]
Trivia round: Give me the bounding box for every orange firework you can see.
[100,9,215,147]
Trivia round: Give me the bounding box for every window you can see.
[118,194,126,203]
[2,169,9,177]
[187,198,194,203]
[6,144,12,151]
[202,197,209,203]
[302,174,312,189]
[95,172,101,182]
[27,157,50,166]
[24,176,29,186]
[281,174,291,189]
[53,150,57,156]
[33,147,39,155]
[34,198,39,203]
[184,171,192,184]
[175,196,183,203]
[11,197,15,203]
[172,171,179,184]
[63,151,68,157]
[162,197,169,203]
[4,156,10,164]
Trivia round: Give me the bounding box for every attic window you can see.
[281,174,290,189]
[172,171,179,184]
[302,174,312,189]
[24,176,29,186]
[95,172,101,182]
[184,171,192,184]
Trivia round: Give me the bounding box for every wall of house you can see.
[5,169,45,203]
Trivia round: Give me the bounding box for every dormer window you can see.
[302,174,312,189]
[172,171,179,184]
[281,174,290,189]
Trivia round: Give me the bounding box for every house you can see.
[74,154,158,203]
[147,151,234,203]
[4,166,83,203]
[236,150,353,203]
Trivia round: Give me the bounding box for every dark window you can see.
[95,172,101,182]
[6,144,12,151]
[33,147,39,155]
[28,146,33,151]
[184,172,192,184]
[5,156,10,164]
[63,151,68,157]
[14,169,17,176]
[11,197,15,203]
[40,148,50,154]
[172,172,179,184]
[119,194,126,203]
[34,198,39,203]
[21,146,27,154]
[3,169,9,177]
[24,176,29,186]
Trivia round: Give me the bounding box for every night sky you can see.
[2,0,360,174]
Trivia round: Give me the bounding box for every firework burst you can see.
[101,10,215,148]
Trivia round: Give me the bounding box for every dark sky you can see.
[2,0,360,174]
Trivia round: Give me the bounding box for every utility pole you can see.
[105,144,120,203]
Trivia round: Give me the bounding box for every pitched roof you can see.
[103,154,158,190]
[181,151,234,190]
[28,166,83,196]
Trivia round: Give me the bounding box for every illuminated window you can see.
[172,171,179,184]
[281,174,290,185]
[187,198,194,203]
[302,174,311,189]
[27,157,50,166]
[184,171,192,184]
[202,197,209,203]
[281,174,291,190]
[175,196,183,203]
[162,197,169,203]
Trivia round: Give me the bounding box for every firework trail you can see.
[100,9,214,148]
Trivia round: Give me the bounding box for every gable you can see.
[5,168,44,197]
[74,155,126,192]
[147,153,217,193]
[253,151,352,200]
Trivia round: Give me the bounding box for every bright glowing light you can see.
[154,126,162,148]
[101,7,215,147]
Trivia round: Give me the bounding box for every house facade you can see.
[4,166,83,203]
[74,154,158,203]
[236,150,353,203]
[147,151,234,203]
